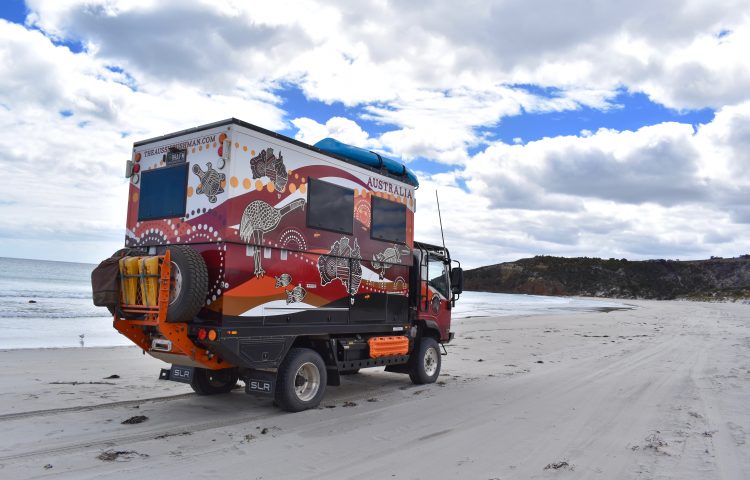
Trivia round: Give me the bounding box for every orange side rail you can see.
[113,249,232,370]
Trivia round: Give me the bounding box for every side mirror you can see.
[450,267,463,295]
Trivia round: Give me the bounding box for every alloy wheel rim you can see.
[424,347,438,377]
[294,362,320,401]
[169,261,182,305]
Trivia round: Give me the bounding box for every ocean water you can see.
[0,257,626,349]
[452,291,627,319]
[0,257,129,349]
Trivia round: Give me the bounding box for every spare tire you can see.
[167,246,208,323]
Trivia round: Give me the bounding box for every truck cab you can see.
[413,242,462,342]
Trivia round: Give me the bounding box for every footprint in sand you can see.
[727,422,746,445]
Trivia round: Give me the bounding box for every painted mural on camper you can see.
[124,124,416,323]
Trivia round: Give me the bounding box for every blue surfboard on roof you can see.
[314,137,419,188]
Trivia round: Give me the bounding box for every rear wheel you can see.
[190,367,238,395]
[275,348,327,412]
[166,246,208,323]
[409,337,441,384]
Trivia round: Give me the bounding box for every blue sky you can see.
[491,89,715,144]
[0,1,748,266]
[0,1,25,24]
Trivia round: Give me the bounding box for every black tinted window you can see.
[307,178,354,234]
[138,163,189,221]
[371,196,406,243]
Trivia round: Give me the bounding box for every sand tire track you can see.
[0,393,196,422]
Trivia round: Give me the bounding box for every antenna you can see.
[436,190,446,251]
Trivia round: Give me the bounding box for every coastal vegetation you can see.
[464,255,750,300]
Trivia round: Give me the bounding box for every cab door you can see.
[417,252,452,341]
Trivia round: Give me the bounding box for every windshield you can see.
[427,256,449,299]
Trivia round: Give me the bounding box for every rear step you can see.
[151,338,172,352]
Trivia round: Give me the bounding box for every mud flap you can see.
[244,370,275,395]
[159,365,194,384]
[327,367,341,386]
[384,363,410,374]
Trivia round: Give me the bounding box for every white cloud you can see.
[417,173,750,268]
[23,1,750,109]
[0,18,287,262]
[23,0,750,167]
[8,0,665,161]
[467,122,712,208]
[2,1,750,266]
[696,100,750,180]
[419,103,750,266]
[291,116,375,148]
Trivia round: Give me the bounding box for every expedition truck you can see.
[92,118,463,412]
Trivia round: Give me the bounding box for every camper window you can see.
[371,196,406,243]
[137,163,189,221]
[306,178,354,234]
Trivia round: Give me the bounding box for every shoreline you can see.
[2,294,743,352]
[0,344,137,353]
[0,292,632,351]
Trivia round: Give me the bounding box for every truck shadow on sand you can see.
[224,369,422,411]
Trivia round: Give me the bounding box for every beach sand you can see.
[0,299,748,479]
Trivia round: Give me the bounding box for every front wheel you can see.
[275,348,327,412]
[190,367,238,395]
[409,337,441,384]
